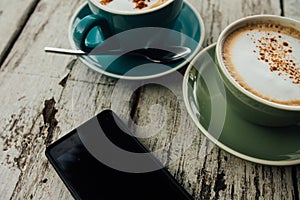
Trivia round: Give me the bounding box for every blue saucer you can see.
[68,1,205,80]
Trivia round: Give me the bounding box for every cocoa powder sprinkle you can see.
[252,29,300,84]
[100,0,113,5]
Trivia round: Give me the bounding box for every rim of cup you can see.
[90,0,175,15]
[216,14,300,111]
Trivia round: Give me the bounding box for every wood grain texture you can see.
[0,0,39,65]
[283,0,300,21]
[0,0,299,199]
[0,0,133,199]
[0,0,84,198]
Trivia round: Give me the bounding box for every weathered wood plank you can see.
[188,0,281,46]
[0,0,135,199]
[0,0,39,65]
[0,1,83,199]
[283,0,300,21]
[10,65,134,200]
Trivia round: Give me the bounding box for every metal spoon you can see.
[44,46,191,63]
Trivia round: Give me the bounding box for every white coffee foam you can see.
[101,0,167,12]
[223,24,300,105]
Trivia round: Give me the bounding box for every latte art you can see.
[222,23,300,105]
[100,0,168,11]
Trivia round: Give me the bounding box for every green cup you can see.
[215,15,300,127]
[73,0,183,52]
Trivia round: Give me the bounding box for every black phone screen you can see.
[45,109,193,200]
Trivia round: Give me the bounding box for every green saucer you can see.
[183,43,300,166]
[68,1,204,80]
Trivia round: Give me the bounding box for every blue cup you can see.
[73,0,183,52]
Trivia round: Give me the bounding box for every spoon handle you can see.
[44,47,86,56]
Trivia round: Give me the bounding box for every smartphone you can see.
[45,109,193,200]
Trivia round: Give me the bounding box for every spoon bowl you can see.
[44,46,191,63]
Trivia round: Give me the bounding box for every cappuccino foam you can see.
[99,0,168,11]
[222,23,300,106]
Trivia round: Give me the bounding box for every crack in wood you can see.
[292,166,300,200]
[65,58,77,71]
[230,184,235,200]
[8,118,20,132]
[270,168,275,200]
[129,86,142,128]
[42,98,57,125]
[254,174,261,200]
[212,149,227,199]
[56,59,78,103]
[42,97,58,146]
[241,165,247,199]
[59,73,70,88]
[213,171,227,199]
[280,0,285,16]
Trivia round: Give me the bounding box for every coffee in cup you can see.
[216,15,300,127]
[99,0,169,11]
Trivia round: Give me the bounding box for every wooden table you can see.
[0,0,300,199]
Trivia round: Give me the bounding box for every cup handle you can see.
[73,14,111,52]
